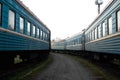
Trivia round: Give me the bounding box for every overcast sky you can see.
[21,0,111,40]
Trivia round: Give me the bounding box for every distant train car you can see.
[65,32,83,54]
[0,0,51,65]
[51,39,66,51]
[51,32,83,55]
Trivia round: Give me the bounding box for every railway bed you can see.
[78,52,120,80]
[0,57,49,80]
[91,59,120,80]
[0,62,35,80]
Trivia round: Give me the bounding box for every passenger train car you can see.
[52,0,120,62]
[85,0,120,61]
[51,32,84,55]
[65,32,84,55]
[51,39,66,51]
[0,0,51,66]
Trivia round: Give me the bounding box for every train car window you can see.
[86,34,88,42]
[43,32,45,40]
[37,28,40,38]
[74,40,76,45]
[89,32,91,41]
[43,31,45,40]
[75,40,77,45]
[91,31,92,41]
[91,31,93,40]
[108,17,112,34]
[102,21,105,36]
[27,22,30,35]
[47,33,49,41]
[20,17,24,33]
[85,34,87,42]
[79,38,81,44]
[45,33,47,41]
[39,29,41,39]
[46,33,48,41]
[117,11,120,31]
[70,41,72,45]
[95,27,98,40]
[87,34,89,42]
[44,32,46,40]
[73,40,75,45]
[73,41,74,45]
[77,39,78,44]
[92,30,95,40]
[98,25,101,38]
[33,25,35,37]
[8,10,15,30]
[40,30,43,40]
[0,4,1,25]
[89,32,90,41]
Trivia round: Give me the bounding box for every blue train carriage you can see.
[65,32,83,55]
[84,0,120,61]
[0,0,51,65]
[51,39,66,52]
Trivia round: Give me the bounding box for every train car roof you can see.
[16,0,50,31]
[65,31,83,40]
[86,0,114,31]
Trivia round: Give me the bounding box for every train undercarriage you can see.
[0,50,50,69]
